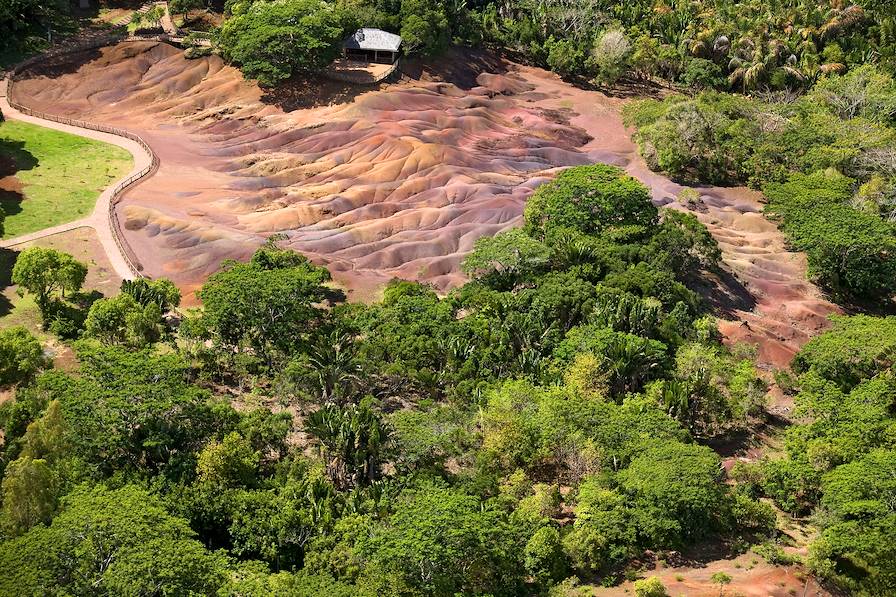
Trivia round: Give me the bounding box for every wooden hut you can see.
[342,28,402,65]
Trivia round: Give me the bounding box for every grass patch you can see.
[0,120,132,239]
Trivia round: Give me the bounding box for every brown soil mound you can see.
[14,42,838,366]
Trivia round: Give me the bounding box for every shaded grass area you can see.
[0,45,38,70]
[0,120,132,239]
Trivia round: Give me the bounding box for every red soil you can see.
[593,550,830,596]
[14,42,838,367]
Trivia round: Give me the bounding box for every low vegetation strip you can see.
[0,120,132,239]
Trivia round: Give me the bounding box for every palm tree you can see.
[659,378,692,420]
[592,293,661,337]
[304,331,362,403]
[305,403,392,490]
[601,335,666,399]
[819,4,866,42]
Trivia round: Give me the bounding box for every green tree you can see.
[196,431,259,490]
[0,326,46,386]
[808,449,896,594]
[648,209,721,272]
[765,173,896,300]
[11,247,87,321]
[0,486,228,595]
[198,246,333,368]
[0,0,68,53]
[33,344,234,478]
[84,293,163,347]
[359,482,525,594]
[619,441,727,547]
[524,164,658,240]
[462,228,551,288]
[227,478,334,569]
[20,399,69,462]
[563,484,636,575]
[169,0,205,22]
[524,525,566,586]
[400,0,449,56]
[0,457,56,536]
[218,0,345,86]
[791,315,896,391]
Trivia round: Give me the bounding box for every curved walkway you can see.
[0,80,151,280]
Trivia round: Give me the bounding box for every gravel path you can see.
[0,79,152,280]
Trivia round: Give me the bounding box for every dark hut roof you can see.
[342,28,402,52]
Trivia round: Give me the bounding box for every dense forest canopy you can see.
[0,167,782,595]
[1,164,892,595]
[6,0,896,84]
[2,0,896,595]
[212,0,896,86]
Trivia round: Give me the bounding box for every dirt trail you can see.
[13,42,838,367]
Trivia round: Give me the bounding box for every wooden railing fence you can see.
[4,35,162,276]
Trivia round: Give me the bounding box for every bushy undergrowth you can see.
[625,66,896,302]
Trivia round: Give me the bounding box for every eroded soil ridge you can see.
[15,41,838,366]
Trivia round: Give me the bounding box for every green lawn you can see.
[0,119,133,239]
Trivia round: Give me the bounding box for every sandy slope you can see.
[14,41,838,366]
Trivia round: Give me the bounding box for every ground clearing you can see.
[0,226,122,370]
[0,119,132,239]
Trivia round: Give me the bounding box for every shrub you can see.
[545,36,588,77]
[765,172,896,301]
[0,327,46,386]
[593,30,631,85]
[634,575,669,597]
[524,165,658,240]
[682,58,724,89]
[753,542,801,566]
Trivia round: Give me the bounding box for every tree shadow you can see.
[0,138,39,221]
[0,247,19,317]
[15,43,109,79]
[400,47,509,90]
[70,289,103,310]
[259,73,373,111]
[658,537,753,568]
[0,138,38,173]
[826,289,896,318]
[259,46,514,111]
[702,427,758,459]
[693,267,757,319]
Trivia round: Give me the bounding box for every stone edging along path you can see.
[0,36,162,280]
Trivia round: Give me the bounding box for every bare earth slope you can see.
[15,41,838,367]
